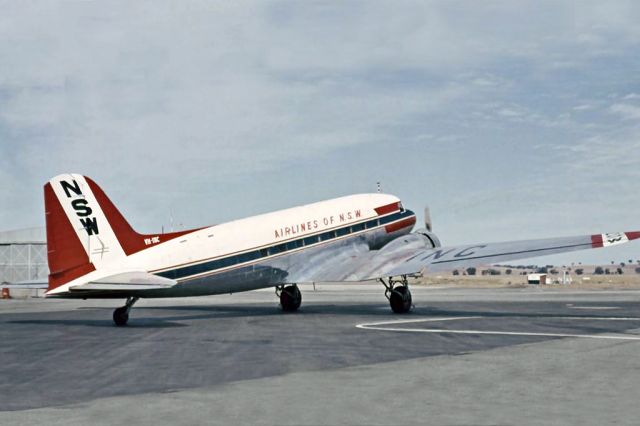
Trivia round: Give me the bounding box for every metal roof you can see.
[0,227,46,244]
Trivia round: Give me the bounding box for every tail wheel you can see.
[112,297,138,326]
[279,285,302,312]
[113,307,129,326]
[389,285,412,314]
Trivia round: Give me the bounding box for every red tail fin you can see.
[45,174,201,293]
[84,177,198,256]
[44,183,95,292]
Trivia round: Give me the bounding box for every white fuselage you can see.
[49,193,416,298]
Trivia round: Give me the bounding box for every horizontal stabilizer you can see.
[69,271,177,292]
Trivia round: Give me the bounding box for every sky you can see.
[0,1,639,266]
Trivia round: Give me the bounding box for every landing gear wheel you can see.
[381,275,413,314]
[113,307,129,326]
[389,286,412,314]
[279,285,302,312]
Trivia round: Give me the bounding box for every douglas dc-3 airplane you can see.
[16,173,640,326]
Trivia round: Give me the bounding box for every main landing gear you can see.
[276,284,302,312]
[380,275,413,314]
[113,297,139,326]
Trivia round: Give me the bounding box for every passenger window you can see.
[303,236,318,246]
[269,244,286,255]
[380,215,391,224]
[320,231,334,241]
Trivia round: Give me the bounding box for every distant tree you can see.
[617,267,624,275]
[635,267,640,274]
[505,269,512,275]
[629,259,633,264]
[549,269,559,275]
[611,261,615,265]
[536,267,548,274]
[620,262,626,267]
[489,269,501,276]
[452,270,459,276]
[466,267,476,276]
[605,268,611,275]
[594,266,604,275]
[575,268,584,275]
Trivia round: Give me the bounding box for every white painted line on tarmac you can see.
[358,316,480,327]
[555,316,640,320]
[567,306,621,310]
[356,316,640,341]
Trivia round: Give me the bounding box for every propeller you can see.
[424,207,432,232]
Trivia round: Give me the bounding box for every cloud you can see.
[573,104,594,111]
[609,103,640,120]
[1,1,640,264]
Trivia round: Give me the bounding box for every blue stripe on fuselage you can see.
[156,209,415,282]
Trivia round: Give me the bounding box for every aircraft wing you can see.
[285,231,640,282]
[356,231,640,280]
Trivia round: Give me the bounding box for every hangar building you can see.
[0,227,48,285]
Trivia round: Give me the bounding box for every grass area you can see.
[415,265,640,290]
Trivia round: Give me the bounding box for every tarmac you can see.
[2,283,640,425]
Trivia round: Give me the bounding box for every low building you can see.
[527,273,547,285]
[0,227,48,285]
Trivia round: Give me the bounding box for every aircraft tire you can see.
[389,286,412,314]
[280,285,302,312]
[113,307,129,326]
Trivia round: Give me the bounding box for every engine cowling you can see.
[413,228,441,248]
[377,229,441,257]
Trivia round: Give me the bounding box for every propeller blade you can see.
[424,207,432,232]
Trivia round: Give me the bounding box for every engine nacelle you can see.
[413,228,441,248]
[377,229,441,257]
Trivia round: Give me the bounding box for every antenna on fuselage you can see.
[376,181,381,193]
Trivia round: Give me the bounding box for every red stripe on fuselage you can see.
[385,216,416,234]
[375,202,400,216]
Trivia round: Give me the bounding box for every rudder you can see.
[44,174,199,293]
